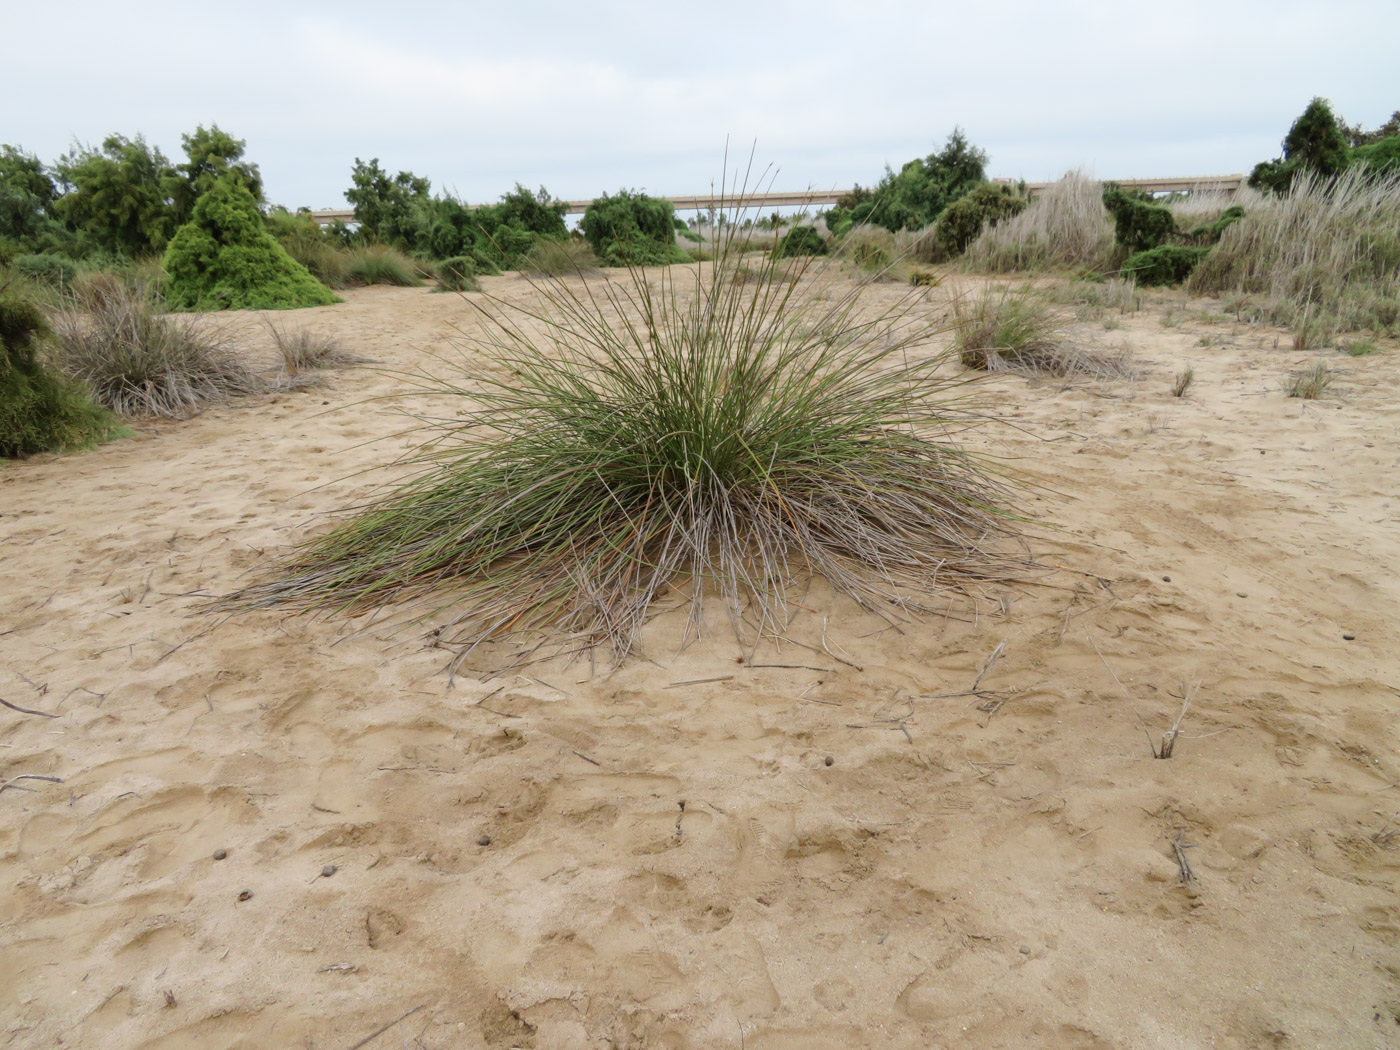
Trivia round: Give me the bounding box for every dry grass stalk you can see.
[962,171,1118,273]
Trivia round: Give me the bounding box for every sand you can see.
[2,273,1398,1050]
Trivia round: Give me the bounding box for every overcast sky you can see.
[5,0,1396,210]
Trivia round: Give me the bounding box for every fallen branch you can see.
[0,697,58,718]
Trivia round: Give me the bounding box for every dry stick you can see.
[1172,831,1198,884]
[1,774,63,795]
[571,750,602,766]
[665,676,733,688]
[820,617,864,671]
[345,1003,427,1050]
[745,663,837,672]
[0,697,58,718]
[1158,681,1201,759]
[970,640,1005,693]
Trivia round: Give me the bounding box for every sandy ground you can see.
[2,271,1399,1050]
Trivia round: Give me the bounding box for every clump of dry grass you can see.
[266,321,369,376]
[223,222,1028,664]
[1171,367,1195,397]
[519,238,602,278]
[954,286,1135,378]
[837,226,901,280]
[962,172,1119,273]
[51,279,259,418]
[1285,361,1334,399]
[1189,168,1400,336]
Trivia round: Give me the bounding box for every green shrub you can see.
[839,226,897,277]
[345,245,421,287]
[1102,186,1177,252]
[1351,134,1400,176]
[1,285,119,456]
[1184,205,1245,245]
[776,225,828,257]
[52,277,260,416]
[224,240,1024,660]
[936,183,1028,256]
[1120,245,1211,286]
[164,177,340,310]
[827,129,988,233]
[1250,98,1352,194]
[11,253,78,290]
[580,191,691,267]
[436,256,480,291]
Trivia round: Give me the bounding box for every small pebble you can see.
[212,849,228,861]
[237,889,253,902]
[1343,633,1356,641]
[1019,945,1032,955]
[1236,592,1247,598]
[1161,575,1171,582]
[823,755,835,767]
[321,864,337,878]
[477,835,492,847]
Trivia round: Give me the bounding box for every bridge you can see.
[308,175,1247,226]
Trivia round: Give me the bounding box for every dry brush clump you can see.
[953,286,1135,379]
[1188,168,1400,336]
[224,233,1028,664]
[962,172,1119,274]
[265,320,368,377]
[51,277,259,417]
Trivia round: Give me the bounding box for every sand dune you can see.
[2,274,1398,1049]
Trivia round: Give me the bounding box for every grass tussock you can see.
[225,233,1026,662]
[1188,168,1400,335]
[1171,367,1195,397]
[963,171,1119,274]
[1285,361,1334,399]
[837,226,901,280]
[266,321,368,376]
[51,279,259,417]
[954,286,1135,379]
[346,246,422,287]
[519,238,602,279]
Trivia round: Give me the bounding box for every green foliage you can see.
[827,129,988,234]
[936,182,1028,256]
[1351,134,1400,176]
[518,238,601,278]
[1102,186,1177,252]
[580,190,690,266]
[1249,98,1352,193]
[436,256,479,291]
[776,225,828,257]
[346,158,431,245]
[0,146,65,254]
[1120,245,1211,286]
[171,125,262,225]
[1184,205,1245,245]
[11,253,77,290]
[56,135,180,257]
[265,207,350,288]
[163,177,340,311]
[1,284,118,456]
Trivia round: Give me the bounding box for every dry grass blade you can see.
[221,174,1034,664]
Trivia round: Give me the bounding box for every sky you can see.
[4,0,1397,211]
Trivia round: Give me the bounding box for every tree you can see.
[172,125,263,224]
[55,135,178,256]
[163,176,339,310]
[825,129,989,234]
[0,146,60,255]
[1249,98,1351,194]
[346,158,430,245]
[580,190,689,266]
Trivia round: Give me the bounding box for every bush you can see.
[1250,98,1352,194]
[345,245,421,287]
[1102,186,1176,252]
[164,177,340,310]
[775,225,828,258]
[224,237,1024,660]
[827,129,988,233]
[963,172,1118,273]
[1120,245,1211,286]
[52,278,260,417]
[435,256,480,291]
[1,285,118,456]
[11,253,78,290]
[839,226,897,277]
[936,183,1028,256]
[1183,205,1246,245]
[518,238,601,278]
[1350,134,1400,176]
[580,191,691,267]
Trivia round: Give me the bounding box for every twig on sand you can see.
[571,750,601,766]
[0,697,58,718]
[346,1003,427,1050]
[970,640,1005,693]
[820,617,864,671]
[665,676,733,688]
[1,774,63,795]
[1172,830,1198,884]
[1088,633,1199,758]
